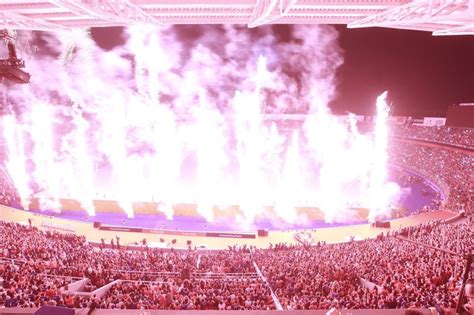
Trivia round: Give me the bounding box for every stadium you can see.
[0,1,473,314]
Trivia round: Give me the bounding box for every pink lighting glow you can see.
[1,25,399,225]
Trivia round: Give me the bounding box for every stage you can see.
[0,205,459,250]
[24,167,440,232]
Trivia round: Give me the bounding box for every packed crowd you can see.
[0,125,472,311]
[0,262,77,308]
[0,221,199,282]
[391,125,474,149]
[0,221,274,310]
[399,217,474,255]
[1,218,472,311]
[389,141,473,213]
[255,235,468,310]
[197,250,255,274]
[388,125,473,214]
[97,277,274,310]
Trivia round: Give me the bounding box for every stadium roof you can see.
[0,0,473,35]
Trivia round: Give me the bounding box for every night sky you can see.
[331,26,474,117]
[91,25,474,118]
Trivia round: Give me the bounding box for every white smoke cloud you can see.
[1,25,397,226]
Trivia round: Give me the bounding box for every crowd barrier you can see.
[92,280,121,299]
[66,278,89,293]
[192,272,259,279]
[395,235,462,257]
[0,205,459,249]
[98,224,257,239]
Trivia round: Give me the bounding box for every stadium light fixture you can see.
[0,30,30,84]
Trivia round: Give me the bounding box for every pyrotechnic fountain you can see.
[1,25,399,227]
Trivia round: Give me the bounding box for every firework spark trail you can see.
[2,116,31,209]
[232,56,272,226]
[147,105,182,220]
[71,110,96,216]
[58,104,96,216]
[274,130,302,223]
[97,96,134,218]
[192,91,229,221]
[368,91,394,222]
[1,25,400,226]
[233,89,266,226]
[28,103,61,210]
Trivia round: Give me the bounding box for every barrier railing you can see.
[191,272,259,279]
[33,273,83,281]
[0,256,30,265]
[395,235,462,257]
[0,256,259,281]
[253,261,282,310]
[96,269,180,277]
[66,278,89,293]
